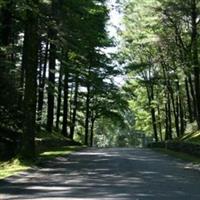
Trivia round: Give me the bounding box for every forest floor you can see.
[0,148,200,200]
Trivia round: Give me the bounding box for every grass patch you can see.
[39,146,84,160]
[0,159,29,180]
[0,145,84,180]
[153,148,200,164]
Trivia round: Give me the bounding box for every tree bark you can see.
[90,118,95,147]
[185,78,193,122]
[70,76,79,140]
[147,83,158,142]
[165,92,172,140]
[47,30,56,132]
[161,63,172,140]
[56,64,63,130]
[85,83,91,146]
[157,105,163,141]
[21,0,38,159]
[188,75,197,120]
[170,87,180,138]
[62,71,69,137]
[37,40,49,123]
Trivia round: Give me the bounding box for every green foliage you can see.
[0,0,124,157]
[94,105,141,148]
[119,0,200,143]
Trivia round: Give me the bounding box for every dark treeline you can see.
[0,0,127,160]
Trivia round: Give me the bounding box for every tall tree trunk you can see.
[176,81,185,135]
[172,89,180,137]
[56,64,63,130]
[145,83,158,142]
[162,63,172,140]
[37,41,49,122]
[151,107,158,142]
[90,118,95,147]
[179,97,185,135]
[21,0,38,159]
[165,92,172,140]
[37,40,43,123]
[85,83,91,146]
[47,30,56,132]
[165,103,169,140]
[70,76,79,140]
[69,83,74,123]
[188,75,197,120]
[157,105,163,141]
[46,0,57,132]
[62,71,69,137]
[19,38,26,108]
[185,78,193,122]
[149,84,158,142]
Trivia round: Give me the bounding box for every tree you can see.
[20,0,39,159]
[0,0,131,158]
[119,0,200,142]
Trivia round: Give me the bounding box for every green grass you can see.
[0,159,29,180]
[0,146,84,180]
[39,146,84,160]
[153,148,200,164]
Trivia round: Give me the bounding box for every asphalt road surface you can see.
[0,148,200,200]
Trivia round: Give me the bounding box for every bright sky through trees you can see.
[107,0,122,38]
[106,0,125,86]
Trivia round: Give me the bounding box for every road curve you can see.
[0,148,200,200]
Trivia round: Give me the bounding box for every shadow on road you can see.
[0,148,200,199]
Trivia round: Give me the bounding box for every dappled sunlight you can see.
[1,148,200,199]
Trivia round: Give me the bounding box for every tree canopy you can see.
[119,0,200,142]
[1,0,200,160]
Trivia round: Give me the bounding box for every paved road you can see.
[0,148,200,200]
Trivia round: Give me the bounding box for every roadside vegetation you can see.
[0,145,84,180]
[117,0,200,158]
[154,148,200,164]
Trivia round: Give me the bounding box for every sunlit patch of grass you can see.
[39,146,84,159]
[0,159,29,180]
